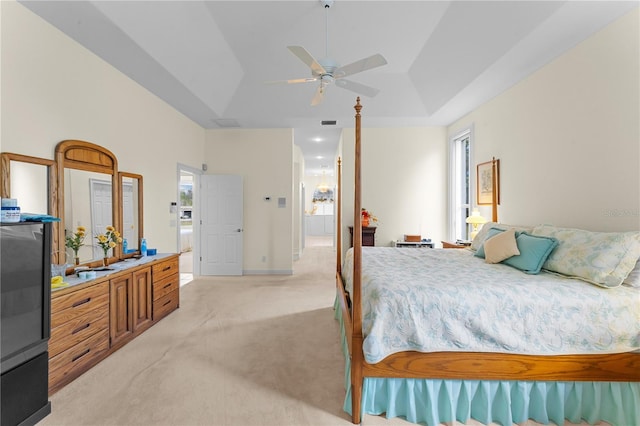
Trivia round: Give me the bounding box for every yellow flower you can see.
[95,226,122,256]
[65,226,87,255]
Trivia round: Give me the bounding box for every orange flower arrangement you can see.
[361,208,378,227]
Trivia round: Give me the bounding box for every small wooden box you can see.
[404,234,421,242]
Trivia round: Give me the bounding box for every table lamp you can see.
[466,208,487,240]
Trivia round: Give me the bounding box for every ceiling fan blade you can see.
[334,53,387,78]
[310,85,324,106]
[287,46,326,75]
[265,77,318,85]
[335,79,380,98]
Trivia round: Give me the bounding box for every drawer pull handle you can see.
[163,283,172,289]
[163,300,172,307]
[72,323,91,334]
[72,349,90,363]
[72,298,91,307]
[162,266,172,272]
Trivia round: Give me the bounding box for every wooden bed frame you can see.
[335,97,640,424]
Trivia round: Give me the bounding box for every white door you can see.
[200,175,243,275]
[90,179,113,259]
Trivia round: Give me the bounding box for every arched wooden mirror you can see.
[55,140,120,267]
[119,171,143,257]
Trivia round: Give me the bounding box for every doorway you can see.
[177,164,201,285]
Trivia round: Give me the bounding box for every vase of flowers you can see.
[96,226,122,266]
[361,208,378,227]
[65,226,86,265]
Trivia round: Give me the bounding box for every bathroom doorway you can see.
[177,164,201,285]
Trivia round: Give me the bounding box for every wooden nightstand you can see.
[348,226,376,247]
[441,241,471,249]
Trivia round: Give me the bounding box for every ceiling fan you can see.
[269,0,387,106]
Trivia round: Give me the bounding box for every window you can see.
[449,128,472,241]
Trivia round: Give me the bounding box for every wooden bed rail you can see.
[336,157,342,276]
[351,98,364,423]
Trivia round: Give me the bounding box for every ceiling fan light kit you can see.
[272,0,387,106]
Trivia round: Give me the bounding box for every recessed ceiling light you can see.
[316,156,323,159]
[313,137,323,142]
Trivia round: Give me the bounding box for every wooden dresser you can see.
[48,254,179,394]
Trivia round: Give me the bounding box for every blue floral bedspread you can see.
[343,247,640,364]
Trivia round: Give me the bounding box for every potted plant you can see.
[361,208,378,227]
[96,226,122,266]
[65,226,86,265]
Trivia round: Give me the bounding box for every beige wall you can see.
[448,8,640,232]
[4,0,637,274]
[1,1,205,253]
[339,126,448,256]
[204,128,294,274]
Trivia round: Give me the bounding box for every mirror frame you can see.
[119,171,144,259]
[55,140,120,268]
[0,152,59,261]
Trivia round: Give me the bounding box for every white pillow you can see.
[623,260,640,287]
[531,225,640,288]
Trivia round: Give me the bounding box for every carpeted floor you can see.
[40,241,608,426]
[41,242,358,426]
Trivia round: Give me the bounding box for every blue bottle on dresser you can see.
[140,238,147,256]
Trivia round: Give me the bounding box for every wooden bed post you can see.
[336,157,342,276]
[351,98,364,424]
[491,157,498,222]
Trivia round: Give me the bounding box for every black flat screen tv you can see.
[0,222,51,374]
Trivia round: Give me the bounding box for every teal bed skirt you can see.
[334,296,640,426]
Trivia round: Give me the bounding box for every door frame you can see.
[177,164,202,276]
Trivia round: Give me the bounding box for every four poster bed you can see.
[334,98,640,425]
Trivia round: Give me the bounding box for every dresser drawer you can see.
[152,273,179,302]
[153,289,179,321]
[49,304,109,358]
[51,282,109,328]
[49,328,110,391]
[152,257,179,282]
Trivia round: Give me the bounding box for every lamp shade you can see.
[466,208,487,225]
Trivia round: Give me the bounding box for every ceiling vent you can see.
[212,118,241,128]
[321,120,337,126]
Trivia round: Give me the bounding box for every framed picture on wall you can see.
[477,159,500,205]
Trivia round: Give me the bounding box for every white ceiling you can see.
[19,1,637,176]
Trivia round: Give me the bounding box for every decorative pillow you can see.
[531,224,640,288]
[470,222,499,252]
[483,229,520,264]
[623,260,640,287]
[502,232,559,274]
[474,227,505,259]
[470,222,533,252]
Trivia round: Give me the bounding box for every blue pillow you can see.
[503,232,559,274]
[474,227,505,259]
